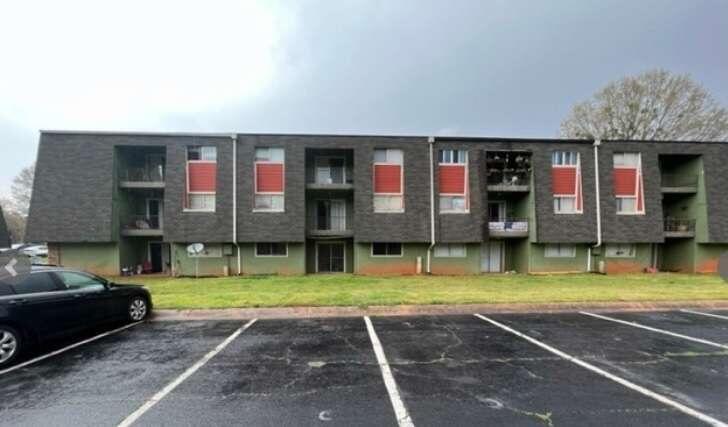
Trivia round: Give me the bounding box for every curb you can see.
[151,300,728,321]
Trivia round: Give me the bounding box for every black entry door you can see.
[150,243,163,273]
[317,243,345,273]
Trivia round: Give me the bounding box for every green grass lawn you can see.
[109,273,728,310]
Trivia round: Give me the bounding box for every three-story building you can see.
[26,131,728,276]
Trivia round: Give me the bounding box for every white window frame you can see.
[254,147,285,213]
[544,243,576,258]
[254,242,288,257]
[614,152,645,216]
[434,243,467,258]
[552,151,583,214]
[370,242,404,257]
[188,244,223,258]
[184,146,217,213]
[373,149,404,213]
[605,243,636,258]
[439,149,469,214]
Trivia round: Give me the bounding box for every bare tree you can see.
[561,69,728,141]
[10,163,34,217]
[0,198,25,243]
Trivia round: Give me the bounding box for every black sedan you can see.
[0,266,152,368]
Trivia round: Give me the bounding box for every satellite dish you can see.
[187,243,205,256]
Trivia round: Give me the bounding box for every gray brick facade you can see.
[26,132,728,247]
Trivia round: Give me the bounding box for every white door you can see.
[481,242,503,273]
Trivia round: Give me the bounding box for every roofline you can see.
[38,130,727,145]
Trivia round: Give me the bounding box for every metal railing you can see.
[122,215,162,231]
[486,173,530,186]
[488,218,529,232]
[661,174,698,188]
[121,166,165,182]
[664,218,695,233]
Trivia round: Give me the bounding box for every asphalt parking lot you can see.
[3,310,728,426]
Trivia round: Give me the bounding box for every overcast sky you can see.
[1,0,727,196]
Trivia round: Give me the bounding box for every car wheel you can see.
[0,326,21,368]
[128,297,149,322]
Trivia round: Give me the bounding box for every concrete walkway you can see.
[152,300,728,321]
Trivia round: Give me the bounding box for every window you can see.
[373,149,404,212]
[55,272,106,291]
[186,146,217,212]
[613,152,644,215]
[544,244,576,258]
[552,151,582,214]
[434,244,466,258]
[371,242,403,257]
[10,273,59,294]
[255,147,285,212]
[438,149,467,164]
[439,149,469,213]
[606,244,636,258]
[255,242,288,257]
[188,146,218,161]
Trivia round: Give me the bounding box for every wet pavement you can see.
[1,310,728,426]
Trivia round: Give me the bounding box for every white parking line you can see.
[0,321,144,376]
[680,309,728,322]
[580,311,728,350]
[364,316,415,427]
[117,319,257,427]
[474,314,727,427]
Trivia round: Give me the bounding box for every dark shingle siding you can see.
[25,132,728,246]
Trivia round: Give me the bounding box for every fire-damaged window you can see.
[371,242,402,257]
[185,146,217,212]
[439,149,468,213]
[254,148,285,212]
[373,149,404,213]
[613,152,645,215]
[551,151,583,214]
[486,151,532,187]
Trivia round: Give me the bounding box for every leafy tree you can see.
[561,69,728,141]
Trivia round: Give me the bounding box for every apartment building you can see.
[25,131,728,276]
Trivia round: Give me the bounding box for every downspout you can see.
[231,134,241,275]
[426,136,436,274]
[590,139,602,272]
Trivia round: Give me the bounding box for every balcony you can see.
[119,166,165,189]
[121,215,163,236]
[664,218,695,238]
[661,174,697,194]
[486,152,532,192]
[307,203,352,238]
[488,218,529,238]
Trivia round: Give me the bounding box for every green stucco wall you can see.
[55,242,120,276]
[529,243,589,273]
[238,243,306,275]
[355,243,428,275]
[172,243,238,276]
[695,244,728,273]
[595,243,653,273]
[431,243,480,275]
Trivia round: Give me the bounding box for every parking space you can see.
[131,318,397,426]
[490,312,728,422]
[2,310,728,426]
[0,321,243,427]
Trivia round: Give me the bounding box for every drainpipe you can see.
[590,139,602,272]
[231,134,241,275]
[426,136,436,274]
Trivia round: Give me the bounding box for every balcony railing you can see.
[121,215,163,236]
[488,218,529,237]
[661,174,698,191]
[120,166,165,188]
[664,218,695,237]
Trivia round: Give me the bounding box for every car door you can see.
[6,272,83,340]
[52,271,114,323]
